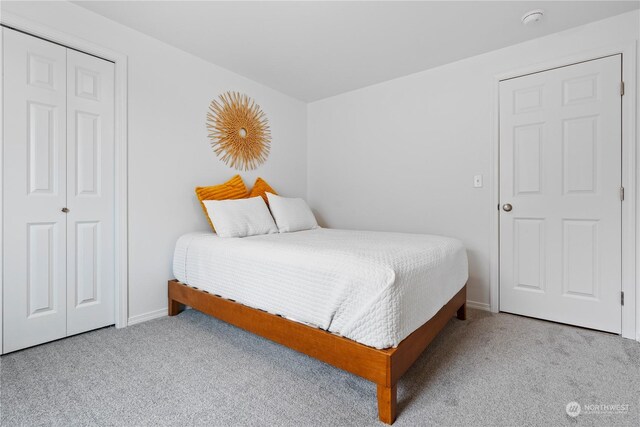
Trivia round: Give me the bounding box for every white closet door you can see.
[66,50,115,335]
[2,29,68,352]
[499,55,622,333]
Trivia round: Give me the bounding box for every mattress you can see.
[173,228,468,349]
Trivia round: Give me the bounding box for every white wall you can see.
[1,1,307,322]
[307,11,639,309]
[2,2,638,335]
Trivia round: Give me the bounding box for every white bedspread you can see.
[173,228,468,349]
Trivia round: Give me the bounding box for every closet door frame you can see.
[488,41,638,342]
[0,12,129,353]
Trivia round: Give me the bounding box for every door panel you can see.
[562,219,599,298]
[563,116,598,193]
[499,55,622,333]
[513,218,545,292]
[27,102,59,194]
[3,29,68,352]
[27,223,59,316]
[66,49,115,336]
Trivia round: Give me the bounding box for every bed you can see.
[168,228,468,423]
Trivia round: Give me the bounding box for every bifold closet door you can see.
[3,29,68,352]
[3,28,115,353]
[66,50,115,336]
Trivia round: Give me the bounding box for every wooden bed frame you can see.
[168,279,466,424]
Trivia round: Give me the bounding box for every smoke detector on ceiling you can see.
[522,9,544,25]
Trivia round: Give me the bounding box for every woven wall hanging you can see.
[206,91,271,171]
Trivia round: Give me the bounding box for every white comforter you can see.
[173,228,468,349]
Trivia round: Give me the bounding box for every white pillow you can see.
[203,196,278,238]
[266,193,318,233]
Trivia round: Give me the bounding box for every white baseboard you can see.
[127,308,167,326]
[466,300,491,312]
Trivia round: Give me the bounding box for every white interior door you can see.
[499,55,622,333]
[66,50,115,336]
[3,28,116,352]
[3,29,68,352]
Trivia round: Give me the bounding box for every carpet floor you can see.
[1,308,639,426]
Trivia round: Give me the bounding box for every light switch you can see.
[473,175,483,188]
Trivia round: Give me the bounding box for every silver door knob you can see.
[61,207,69,213]
[502,204,512,212]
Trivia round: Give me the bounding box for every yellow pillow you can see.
[248,177,277,204]
[195,175,248,231]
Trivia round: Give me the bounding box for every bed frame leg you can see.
[457,302,467,320]
[168,297,185,316]
[377,383,397,424]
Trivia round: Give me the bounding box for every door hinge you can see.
[621,291,624,306]
[620,187,625,201]
[620,81,625,96]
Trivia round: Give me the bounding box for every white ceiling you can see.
[74,1,639,101]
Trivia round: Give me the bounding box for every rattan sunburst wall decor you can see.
[206,91,271,171]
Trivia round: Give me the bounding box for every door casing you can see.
[490,42,638,341]
[0,12,129,354]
